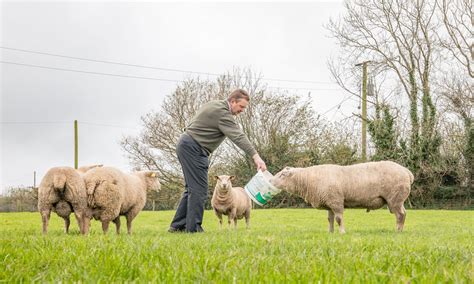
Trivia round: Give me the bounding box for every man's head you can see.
[227,89,250,115]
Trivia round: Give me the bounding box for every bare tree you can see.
[326,0,445,204]
[438,0,473,78]
[435,0,473,192]
[438,74,473,189]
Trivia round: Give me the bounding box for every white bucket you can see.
[244,170,281,206]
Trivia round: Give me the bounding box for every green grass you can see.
[1,209,472,283]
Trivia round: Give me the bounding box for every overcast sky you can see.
[0,0,358,193]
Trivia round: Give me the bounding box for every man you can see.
[169,89,267,233]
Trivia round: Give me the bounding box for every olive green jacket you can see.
[185,100,256,157]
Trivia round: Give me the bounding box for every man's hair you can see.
[227,89,250,102]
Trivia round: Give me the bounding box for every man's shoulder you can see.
[202,100,228,111]
[205,99,226,106]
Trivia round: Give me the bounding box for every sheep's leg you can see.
[387,185,410,232]
[394,205,406,232]
[63,216,70,234]
[100,206,120,235]
[245,209,250,229]
[229,208,237,229]
[333,209,346,234]
[215,211,223,229]
[112,216,121,234]
[41,209,51,235]
[74,211,85,235]
[327,210,335,233]
[126,217,133,235]
[82,216,91,235]
[126,211,139,235]
[227,214,232,229]
[101,221,110,234]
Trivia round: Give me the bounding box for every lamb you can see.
[270,161,414,233]
[83,166,160,234]
[37,164,102,234]
[211,175,251,229]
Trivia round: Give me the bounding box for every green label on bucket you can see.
[263,192,273,200]
[255,192,267,205]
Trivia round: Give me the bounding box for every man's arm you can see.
[219,115,267,171]
[252,153,267,171]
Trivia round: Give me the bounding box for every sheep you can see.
[37,164,102,234]
[211,175,251,229]
[83,166,160,234]
[270,161,414,233]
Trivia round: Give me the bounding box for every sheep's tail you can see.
[406,169,415,184]
[53,173,67,192]
[86,182,97,207]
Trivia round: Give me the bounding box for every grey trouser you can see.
[170,133,209,232]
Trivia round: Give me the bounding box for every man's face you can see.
[229,99,248,115]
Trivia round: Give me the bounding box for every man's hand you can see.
[252,153,267,172]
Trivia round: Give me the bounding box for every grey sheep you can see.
[270,161,414,233]
[37,164,102,234]
[211,175,251,229]
[83,166,160,234]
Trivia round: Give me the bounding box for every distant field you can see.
[0,209,472,283]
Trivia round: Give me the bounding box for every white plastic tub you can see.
[244,170,281,206]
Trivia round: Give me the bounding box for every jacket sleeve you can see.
[218,113,257,157]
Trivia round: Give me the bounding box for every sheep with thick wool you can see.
[37,164,102,234]
[83,166,160,234]
[211,175,251,229]
[270,161,414,233]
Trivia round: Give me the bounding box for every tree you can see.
[327,0,444,205]
[436,0,473,194]
[368,104,400,161]
[0,187,37,212]
[438,0,473,78]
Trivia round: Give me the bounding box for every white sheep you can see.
[37,164,102,234]
[211,175,251,229]
[270,161,414,233]
[83,166,160,234]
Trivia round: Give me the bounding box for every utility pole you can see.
[33,171,36,188]
[74,120,78,169]
[355,61,370,161]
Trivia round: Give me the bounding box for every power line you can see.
[79,121,138,130]
[1,60,343,91]
[1,46,214,76]
[320,95,355,116]
[267,86,342,91]
[0,121,70,124]
[1,61,182,82]
[1,46,337,85]
[0,120,138,130]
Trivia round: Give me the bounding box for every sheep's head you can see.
[214,175,235,193]
[270,167,296,189]
[140,171,161,192]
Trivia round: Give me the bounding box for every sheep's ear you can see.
[230,175,235,181]
[147,171,159,178]
[96,164,104,168]
[281,167,294,177]
[214,176,220,181]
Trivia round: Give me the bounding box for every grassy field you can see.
[0,209,472,283]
